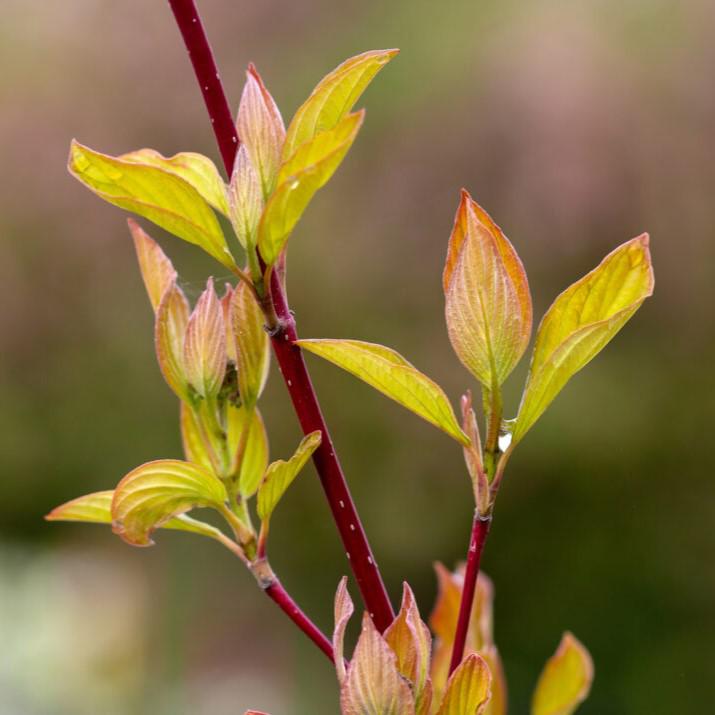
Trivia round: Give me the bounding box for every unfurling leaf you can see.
[120,148,228,215]
[111,460,227,546]
[46,490,227,539]
[155,282,191,400]
[298,339,468,445]
[129,219,177,312]
[282,49,399,161]
[513,235,654,444]
[384,583,433,713]
[229,280,270,408]
[68,141,235,269]
[461,391,489,515]
[258,111,364,265]
[436,654,491,715]
[531,633,593,715]
[236,64,286,199]
[257,431,322,521]
[228,145,263,249]
[444,190,532,390]
[229,406,269,497]
[333,576,355,685]
[340,613,416,715]
[183,279,226,399]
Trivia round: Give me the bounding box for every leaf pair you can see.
[444,190,654,444]
[429,562,593,715]
[335,579,492,715]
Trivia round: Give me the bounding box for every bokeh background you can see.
[1,0,713,713]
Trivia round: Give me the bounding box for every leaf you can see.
[236,64,286,198]
[46,490,228,539]
[436,654,491,715]
[228,145,263,249]
[229,406,269,497]
[444,190,532,390]
[229,280,270,408]
[340,612,416,715]
[183,279,226,399]
[513,235,654,443]
[257,431,321,521]
[120,148,228,215]
[282,49,398,160]
[334,576,355,685]
[258,111,364,265]
[531,633,593,715]
[298,339,468,445]
[155,282,191,400]
[129,219,177,312]
[111,459,227,546]
[384,583,432,710]
[68,141,235,269]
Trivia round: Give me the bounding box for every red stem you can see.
[265,579,334,661]
[167,0,394,632]
[449,511,492,674]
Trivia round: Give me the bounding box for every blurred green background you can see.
[1,0,713,713]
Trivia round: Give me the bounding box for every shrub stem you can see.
[167,0,394,632]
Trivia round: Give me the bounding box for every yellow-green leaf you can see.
[257,431,321,521]
[236,64,286,199]
[283,49,398,160]
[298,339,468,445]
[384,583,432,711]
[46,489,228,539]
[183,279,226,399]
[120,148,228,215]
[333,576,355,685]
[155,282,191,400]
[513,235,654,443]
[111,460,227,546]
[229,280,270,408]
[444,190,532,390]
[531,633,593,715]
[228,145,263,249]
[229,406,270,498]
[68,140,235,269]
[258,111,364,264]
[436,654,491,715]
[129,219,177,313]
[340,613,416,715]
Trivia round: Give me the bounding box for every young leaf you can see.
[236,64,286,199]
[120,148,228,215]
[531,633,594,715]
[180,403,214,470]
[155,282,191,400]
[258,111,364,265]
[298,339,468,445]
[444,190,532,390]
[68,141,235,269]
[257,431,322,521]
[436,654,491,715]
[513,235,654,443]
[46,490,229,539]
[183,278,226,399]
[461,391,489,515]
[384,583,433,711]
[129,219,177,312]
[111,459,227,546]
[334,576,355,685]
[282,49,399,160]
[340,612,416,715]
[228,405,270,497]
[229,280,270,408]
[228,145,264,249]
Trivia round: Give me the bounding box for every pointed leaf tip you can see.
[298,339,468,444]
[513,234,654,443]
[444,190,532,390]
[128,219,177,313]
[437,653,492,715]
[334,576,355,685]
[531,632,593,715]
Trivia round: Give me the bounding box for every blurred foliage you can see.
[1,0,714,713]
